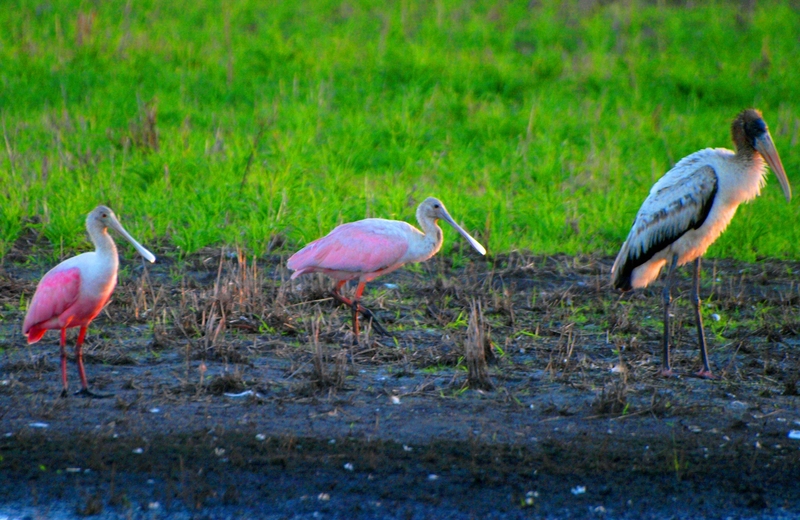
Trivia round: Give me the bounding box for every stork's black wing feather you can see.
[612,165,718,290]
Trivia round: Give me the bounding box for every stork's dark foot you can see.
[74,387,113,399]
[693,369,719,380]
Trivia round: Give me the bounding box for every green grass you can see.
[2,0,800,262]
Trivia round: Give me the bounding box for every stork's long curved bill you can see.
[756,132,792,202]
[440,212,487,255]
[108,217,157,263]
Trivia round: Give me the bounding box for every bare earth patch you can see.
[1,250,799,519]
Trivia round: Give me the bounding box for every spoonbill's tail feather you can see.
[26,326,47,344]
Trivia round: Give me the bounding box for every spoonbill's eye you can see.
[433,204,440,209]
[101,213,107,218]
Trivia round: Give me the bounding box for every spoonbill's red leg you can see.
[59,328,69,398]
[74,326,111,398]
[331,281,389,337]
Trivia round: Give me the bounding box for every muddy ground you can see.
[1,245,800,519]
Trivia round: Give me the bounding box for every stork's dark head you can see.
[731,108,791,202]
[731,108,767,152]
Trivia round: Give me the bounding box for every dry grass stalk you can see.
[465,299,494,390]
[207,370,246,395]
[593,339,631,417]
[129,98,160,153]
[545,322,576,379]
[309,316,346,391]
[593,376,629,417]
[75,11,95,47]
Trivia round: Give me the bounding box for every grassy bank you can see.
[1,0,799,262]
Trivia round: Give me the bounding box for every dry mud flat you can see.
[1,250,800,519]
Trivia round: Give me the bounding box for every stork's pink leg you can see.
[73,326,111,398]
[661,255,678,377]
[691,258,718,380]
[59,328,69,398]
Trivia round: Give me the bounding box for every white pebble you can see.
[132,448,144,454]
[571,485,586,495]
[65,467,81,473]
[29,422,49,429]
[403,445,413,452]
[711,313,721,322]
[148,502,160,510]
[317,493,330,501]
[787,430,800,440]
[344,463,354,471]
[256,434,267,441]
[148,408,160,414]
[427,474,439,481]
[390,395,401,405]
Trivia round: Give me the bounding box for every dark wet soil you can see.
[1,249,800,519]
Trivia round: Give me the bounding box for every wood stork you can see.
[288,197,486,341]
[611,109,791,378]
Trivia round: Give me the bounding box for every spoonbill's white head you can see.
[417,197,487,255]
[88,205,156,263]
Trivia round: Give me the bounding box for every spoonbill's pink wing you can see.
[23,267,81,342]
[288,220,410,278]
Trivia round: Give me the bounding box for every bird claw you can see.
[660,369,680,378]
[694,369,719,380]
[74,388,114,399]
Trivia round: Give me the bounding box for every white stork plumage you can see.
[612,109,791,378]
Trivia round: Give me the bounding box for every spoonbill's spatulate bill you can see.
[23,205,156,397]
[288,197,487,340]
[611,109,791,378]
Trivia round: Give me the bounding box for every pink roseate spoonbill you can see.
[288,197,487,340]
[23,205,156,398]
[612,109,791,378]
